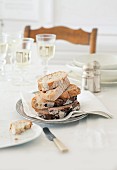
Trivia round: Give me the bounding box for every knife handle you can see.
[53,138,69,152]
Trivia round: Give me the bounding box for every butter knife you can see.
[43,127,68,152]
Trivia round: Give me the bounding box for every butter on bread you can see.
[10,120,32,135]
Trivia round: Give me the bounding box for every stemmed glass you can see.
[13,38,34,85]
[7,32,23,64]
[0,33,8,80]
[36,34,56,75]
[4,32,23,81]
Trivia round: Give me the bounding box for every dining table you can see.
[0,44,117,170]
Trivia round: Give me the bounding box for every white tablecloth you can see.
[0,63,117,170]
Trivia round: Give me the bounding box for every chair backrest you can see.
[24,26,98,53]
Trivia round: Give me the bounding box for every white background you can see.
[0,0,117,53]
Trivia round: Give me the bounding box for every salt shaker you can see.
[93,61,101,92]
[82,63,94,92]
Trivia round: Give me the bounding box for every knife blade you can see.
[43,127,68,152]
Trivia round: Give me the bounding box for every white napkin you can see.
[20,90,112,121]
[77,90,112,117]
[20,92,41,119]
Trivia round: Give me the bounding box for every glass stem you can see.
[43,59,48,75]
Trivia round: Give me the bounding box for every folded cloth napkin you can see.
[20,90,112,121]
[77,90,112,118]
[20,92,41,119]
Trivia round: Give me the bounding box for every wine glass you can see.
[4,32,23,81]
[36,34,56,75]
[7,32,23,64]
[13,37,34,85]
[0,33,8,80]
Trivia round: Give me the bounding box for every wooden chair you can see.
[24,26,98,53]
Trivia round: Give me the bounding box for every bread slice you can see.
[40,77,70,101]
[32,94,77,110]
[38,71,69,92]
[32,93,55,110]
[35,100,80,120]
[10,120,32,135]
[60,84,81,100]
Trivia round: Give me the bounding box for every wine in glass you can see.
[13,37,34,85]
[36,34,56,75]
[7,32,23,63]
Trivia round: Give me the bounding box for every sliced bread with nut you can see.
[38,71,70,92]
[40,77,70,101]
[32,94,77,110]
[34,100,80,120]
[32,92,55,110]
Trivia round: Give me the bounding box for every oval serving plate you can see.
[16,99,88,124]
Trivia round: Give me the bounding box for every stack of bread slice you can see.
[31,71,81,120]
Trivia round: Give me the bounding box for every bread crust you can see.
[38,71,68,92]
[60,84,81,100]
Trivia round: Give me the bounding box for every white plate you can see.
[73,53,117,70]
[101,81,117,85]
[0,120,42,149]
[68,74,117,85]
[67,65,117,82]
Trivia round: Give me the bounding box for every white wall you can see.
[53,0,117,53]
[0,0,117,53]
[54,0,117,34]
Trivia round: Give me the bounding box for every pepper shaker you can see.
[82,63,94,92]
[93,61,101,92]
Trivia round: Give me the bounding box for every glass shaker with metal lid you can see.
[82,63,94,92]
[93,60,101,92]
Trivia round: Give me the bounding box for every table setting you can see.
[0,32,117,170]
[67,53,117,85]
